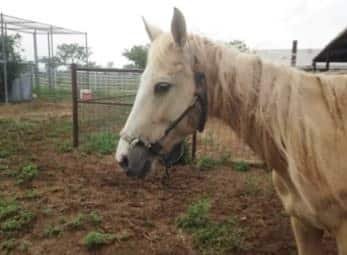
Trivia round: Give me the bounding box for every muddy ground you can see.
[0,101,337,255]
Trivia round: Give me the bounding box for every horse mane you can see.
[185,34,347,209]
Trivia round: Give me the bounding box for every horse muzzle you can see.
[117,141,153,178]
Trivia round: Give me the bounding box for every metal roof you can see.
[1,13,85,35]
[313,27,347,63]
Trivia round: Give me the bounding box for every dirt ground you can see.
[0,101,337,255]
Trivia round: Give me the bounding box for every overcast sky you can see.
[1,0,346,67]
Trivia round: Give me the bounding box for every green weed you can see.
[56,140,73,153]
[82,132,119,155]
[176,198,211,231]
[1,210,35,232]
[232,161,250,172]
[83,231,116,249]
[196,154,229,170]
[177,199,245,255]
[66,214,85,230]
[16,164,39,184]
[23,189,40,199]
[89,211,102,226]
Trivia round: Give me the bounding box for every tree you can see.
[0,34,24,101]
[56,43,91,65]
[39,56,61,71]
[228,40,249,52]
[122,44,148,69]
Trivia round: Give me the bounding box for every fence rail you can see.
[70,64,257,164]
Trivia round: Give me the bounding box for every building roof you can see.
[313,27,347,63]
[254,49,321,67]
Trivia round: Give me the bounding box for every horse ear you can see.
[142,17,162,42]
[171,7,187,47]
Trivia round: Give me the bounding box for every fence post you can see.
[71,64,79,147]
[192,131,197,161]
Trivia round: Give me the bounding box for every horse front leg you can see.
[336,221,347,255]
[291,217,325,255]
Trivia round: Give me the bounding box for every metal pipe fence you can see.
[70,64,258,163]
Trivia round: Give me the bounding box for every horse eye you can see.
[154,82,172,94]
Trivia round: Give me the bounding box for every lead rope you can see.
[161,165,171,187]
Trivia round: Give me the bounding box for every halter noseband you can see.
[122,70,208,160]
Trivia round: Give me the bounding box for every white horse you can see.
[116,8,347,254]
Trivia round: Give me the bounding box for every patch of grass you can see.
[89,211,102,226]
[83,231,116,249]
[43,224,63,238]
[16,163,39,184]
[0,197,36,234]
[193,218,245,255]
[1,210,35,232]
[196,154,229,170]
[0,149,11,159]
[0,199,19,220]
[82,132,119,155]
[56,140,73,153]
[176,198,211,231]
[177,199,245,255]
[66,214,85,230]
[232,161,250,172]
[23,189,40,200]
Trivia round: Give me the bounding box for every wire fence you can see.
[71,65,258,163]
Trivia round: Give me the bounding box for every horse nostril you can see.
[119,155,129,169]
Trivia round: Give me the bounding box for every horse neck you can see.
[189,36,262,138]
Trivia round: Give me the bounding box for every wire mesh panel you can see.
[196,118,258,162]
[71,66,258,164]
[73,67,142,144]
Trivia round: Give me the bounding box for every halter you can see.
[122,70,208,165]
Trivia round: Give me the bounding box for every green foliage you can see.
[16,163,39,184]
[0,149,11,159]
[0,199,19,220]
[23,189,40,199]
[66,213,85,230]
[177,199,245,255]
[56,140,73,153]
[176,198,211,231]
[232,161,250,172]
[56,43,91,65]
[193,218,245,255]
[0,198,35,233]
[89,211,102,226]
[83,231,116,249]
[0,34,24,101]
[122,44,148,69]
[82,132,119,155]
[196,154,229,170]
[227,40,249,52]
[39,56,61,71]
